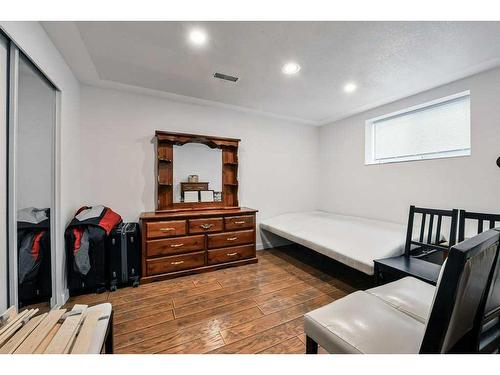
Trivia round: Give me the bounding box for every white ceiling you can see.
[42,21,500,125]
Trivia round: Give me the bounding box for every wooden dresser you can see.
[140,207,258,283]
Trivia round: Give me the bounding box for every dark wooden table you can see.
[374,255,442,286]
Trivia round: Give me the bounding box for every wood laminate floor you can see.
[65,246,370,354]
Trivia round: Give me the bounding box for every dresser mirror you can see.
[155,131,240,211]
[173,143,223,203]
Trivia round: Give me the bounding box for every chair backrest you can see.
[458,210,500,242]
[404,205,459,256]
[477,227,500,352]
[419,229,500,353]
[457,211,500,351]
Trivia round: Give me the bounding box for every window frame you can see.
[365,90,471,165]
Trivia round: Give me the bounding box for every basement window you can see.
[365,91,471,165]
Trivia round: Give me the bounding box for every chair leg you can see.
[306,336,318,354]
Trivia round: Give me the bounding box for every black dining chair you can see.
[374,205,459,285]
[458,210,500,242]
[420,228,500,353]
[458,210,500,352]
[305,228,500,353]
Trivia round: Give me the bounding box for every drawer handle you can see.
[170,243,184,248]
[227,252,238,257]
[200,224,214,230]
[227,237,238,241]
[159,227,175,232]
[170,261,184,265]
[234,221,246,224]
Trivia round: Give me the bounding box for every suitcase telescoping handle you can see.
[120,223,130,284]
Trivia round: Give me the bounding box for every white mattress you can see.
[260,211,409,275]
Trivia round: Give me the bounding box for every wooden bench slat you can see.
[70,309,103,354]
[45,305,88,354]
[14,309,66,354]
[0,313,47,354]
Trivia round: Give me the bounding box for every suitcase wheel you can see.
[110,279,118,292]
[133,280,139,288]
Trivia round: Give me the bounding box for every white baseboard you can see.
[56,288,69,308]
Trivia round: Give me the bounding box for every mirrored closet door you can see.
[0,33,8,312]
[8,45,57,310]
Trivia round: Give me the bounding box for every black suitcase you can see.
[106,222,141,291]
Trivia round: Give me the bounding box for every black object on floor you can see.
[66,206,122,296]
[106,222,141,291]
[66,227,108,295]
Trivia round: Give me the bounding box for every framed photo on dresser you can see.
[200,190,214,202]
[184,191,199,203]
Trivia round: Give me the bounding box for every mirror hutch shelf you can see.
[139,131,258,284]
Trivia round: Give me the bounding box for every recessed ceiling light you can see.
[344,82,357,93]
[282,62,301,75]
[188,28,208,46]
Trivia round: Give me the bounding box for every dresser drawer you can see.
[207,230,254,249]
[146,251,205,275]
[189,217,224,234]
[147,235,205,257]
[207,245,255,265]
[146,220,186,239]
[224,215,255,231]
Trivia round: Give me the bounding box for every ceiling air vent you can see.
[213,72,239,83]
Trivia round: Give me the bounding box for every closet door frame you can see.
[0,32,8,312]
[7,44,19,307]
[7,41,61,309]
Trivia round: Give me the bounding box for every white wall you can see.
[319,66,500,225]
[80,85,319,249]
[0,22,81,307]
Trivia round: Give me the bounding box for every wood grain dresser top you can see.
[140,207,258,220]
